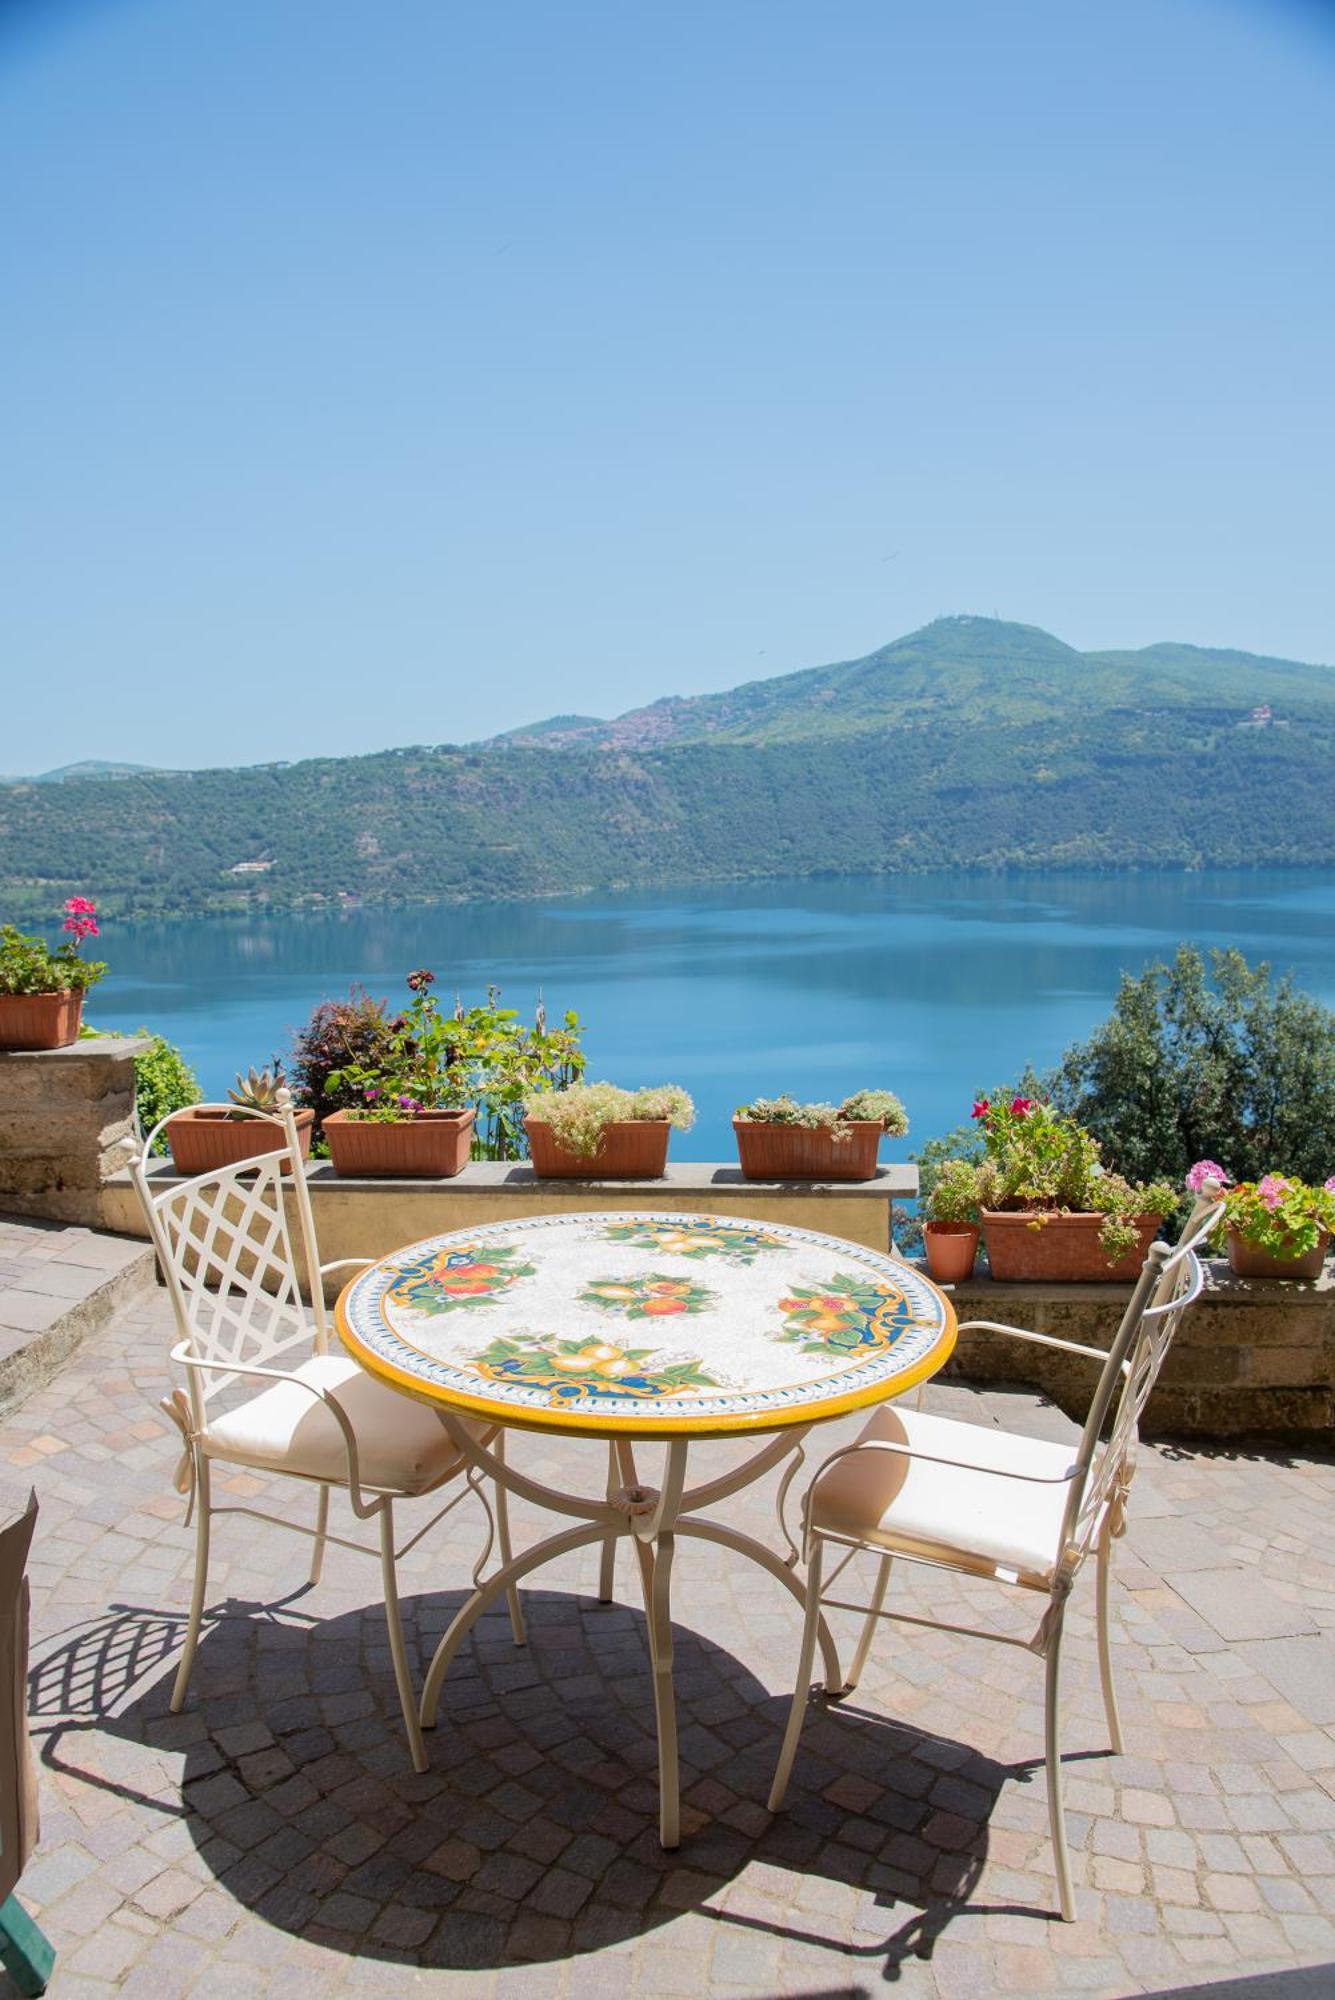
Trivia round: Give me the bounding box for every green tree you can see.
[1050,946,1335,1186]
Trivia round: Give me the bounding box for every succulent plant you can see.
[227,1065,288,1114]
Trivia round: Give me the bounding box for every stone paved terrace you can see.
[3,1279,1335,1999]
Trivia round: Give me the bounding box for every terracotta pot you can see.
[0,990,84,1051]
[923,1222,980,1284]
[981,1209,1162,1282]
[1227,1226,1329,1281]
[733,1118,883,1183]
[165,1106,315,1175]
[525,1117,671,1179]
[325,1108,475,1178]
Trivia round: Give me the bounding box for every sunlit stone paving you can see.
[5,1282,1335,1999]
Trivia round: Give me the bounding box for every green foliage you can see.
[736,1090,909,1139]
[528,1081,695,1159]
[922,1157,999,1225]
[1050,947,1335,1188]
[318,973,585,1159]
[0,921,106,994]
[6,621,1335,922]
[1222,1176,1335,1261]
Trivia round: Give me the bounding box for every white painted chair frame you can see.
[130,1093,524,1772]
[768,1189,1225,1920]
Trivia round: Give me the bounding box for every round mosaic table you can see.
[336,1210,955,1845]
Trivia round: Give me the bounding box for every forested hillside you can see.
[3,618,1333,920]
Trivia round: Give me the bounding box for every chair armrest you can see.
[809,1434,1079,1491]
[319,1258,375,1279]
[956,1318,1120,1365]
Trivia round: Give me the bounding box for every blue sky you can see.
[2,0,1333,772]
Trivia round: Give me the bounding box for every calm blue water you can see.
[86,870,1335,1160]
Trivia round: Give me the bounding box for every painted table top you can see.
[336,1211,956,1439]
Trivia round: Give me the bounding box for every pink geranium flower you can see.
[1186,1159,1229,1193]
[1257,1173,1290,1211]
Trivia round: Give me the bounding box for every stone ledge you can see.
[0,1213,156,1417]
[0,1035,153,1065]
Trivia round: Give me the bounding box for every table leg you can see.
[598,1441,618,1603]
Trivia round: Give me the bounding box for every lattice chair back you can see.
[1060,1187,1226,1567]
[130,1092,327,1428]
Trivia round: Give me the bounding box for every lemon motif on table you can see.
[600,1219,786,1263]
[773,1274,923,1361]
[467,1331,720,1406]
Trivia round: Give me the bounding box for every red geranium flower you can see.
[971,1099,990,1120]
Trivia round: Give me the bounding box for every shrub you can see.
[527,1082,695,1159]
[1051,946,1335,1189]
[81,1024,201,1152]
[922,1157,1000,1225]
[288,988,401,1136]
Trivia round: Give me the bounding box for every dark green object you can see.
[0,1896,55,1996]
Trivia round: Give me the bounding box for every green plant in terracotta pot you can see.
[972,1095,1177,1280]
[524,1081,695,1178]
[733,1089,908,1182]
[920,1156,1000,1284]
[0,899,107,1049]
[165,1064,316,1173]
[1220,1174,1335,1280]
[324,971,477,1177]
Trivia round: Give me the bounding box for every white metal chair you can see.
[767,1186,1225,1919]
[130,1092,523,1773]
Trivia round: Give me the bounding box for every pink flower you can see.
[1257,1174,1290,1211]
[1186,1159,1228,1193]
[971,1099,990,1120]
[1010,1096,1034,1117]
[63,896,96,915]
[1325,1176,1335,1196]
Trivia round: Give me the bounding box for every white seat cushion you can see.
[204,1354,474,1494]
[812,1404,1079,1584]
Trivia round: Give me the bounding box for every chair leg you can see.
[845,1552,893,1692]
[767,1533,825,1813]
[1095,1517,1125,1754]
[1044,1600,1076,1921]
[171,1452,211,1712]
[493,1431,526,1646]
[309,1483,330,1586]
[379,1501,428,1774]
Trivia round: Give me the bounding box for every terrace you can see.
[0,1038,1333,1999]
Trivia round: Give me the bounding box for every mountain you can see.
[0,760,164,785]
[2,617,1333,922]
[480,616,1335,750]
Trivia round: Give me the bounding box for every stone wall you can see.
[943,1265,1334,1443]
[0,1037,150,1228]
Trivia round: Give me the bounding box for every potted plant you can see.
[920,1157,999,1283]
[0,900,107,1050]
[324,971,477,1177]
[1221,1174,1335,1280]
[166,1067,315,1174]
[972,1096,1177,1281]
[524,1082,695,1178]
[732,1090,908,1183]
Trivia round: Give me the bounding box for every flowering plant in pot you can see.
[324,971,476,1177]
[733,1089,908,1182]
[524,1082,695,1178]
[0,899,107,1049]
[920,1157,1000,1284]
[165,1066,315,1173]
[1220,1172,1335,1280]
[973,1095,1177,1280]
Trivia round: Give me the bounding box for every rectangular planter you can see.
[324,1108,475,1178]
[166,1106,315,1176]
[981,1209,1162,1282]
[1227,1226,1329,1281]
[524,1117,671,1179]
[732,1118,883,1183]
[0,991,84,1052]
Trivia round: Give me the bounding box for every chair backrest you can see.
[0,1484,39,1904]
[129,1093,327,1422]
[1060,1187,1226,1564]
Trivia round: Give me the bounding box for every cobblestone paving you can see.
[4,1286,1335,1998]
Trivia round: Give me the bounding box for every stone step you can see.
[0,1213,156,1417]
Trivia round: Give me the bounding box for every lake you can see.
[88,869,1335,1160]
